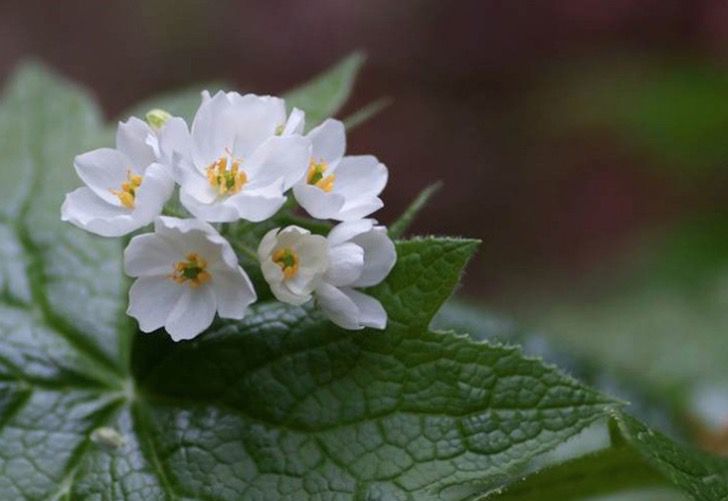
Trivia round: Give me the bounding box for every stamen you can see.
[207,156,247,195]
[111,171,143,208]
[170,253,211,288]
[272,248,299,279]
[307,159,335,192]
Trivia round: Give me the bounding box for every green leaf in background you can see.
[521,215,728,421]
[121,81,227,123]
[284,51,365,130]
[535,59,728,174]
[3,56,727,501]
[490,414,728,500]
[121,51,372,132]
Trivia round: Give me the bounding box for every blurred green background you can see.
[2,0,728,448]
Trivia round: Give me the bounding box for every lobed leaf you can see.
[0,56,723,501]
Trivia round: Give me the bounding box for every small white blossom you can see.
[259,221,396,330]
[61,117,174,237]
[258,226,328,305]
[315,219,396,329]
[293,119,388,221]
[124,217,256,341]
[172,91,311,223]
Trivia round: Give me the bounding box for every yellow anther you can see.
[272,248,299,279]
[307,159,335,192]
[274,124,285,135]
[206,156,247,195]
[170,253,211,288]
[111,171,143,209]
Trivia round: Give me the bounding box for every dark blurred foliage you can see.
[1,0,727,304]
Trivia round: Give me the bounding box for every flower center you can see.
[272,248,299,279]
[111,171,143,209]
[307,159,335,192]
[206,156,247,195]
[171,253,211,288]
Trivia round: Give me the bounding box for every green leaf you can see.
[491,413,728,500]
[525,214,728,408]
[131,238,618,499]
[343,96,393,130]
[2,60,726,501]
[533,59,728,175]
[284,51,365,130]
[0,63,618,497]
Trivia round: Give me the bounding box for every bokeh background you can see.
[2,0,728,439]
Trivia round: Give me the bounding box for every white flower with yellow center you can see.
[173,91,311,223]
[292,119,388,221]
[61,116,175,237]
[259,221,396,330]
[315,219,396,330]
[124,217,257,341]
[258,226,328,305]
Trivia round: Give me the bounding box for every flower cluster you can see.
[61,92,395,341]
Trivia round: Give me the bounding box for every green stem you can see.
[232,241,259,262]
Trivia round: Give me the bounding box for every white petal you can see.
[158,116,192,165]
[307,119,346,164]
[282,107,305,135]
[244,135,311,190]
[262,259,311,305]
[258,227,325,305]
[61,187,143,237]
[315,283,361,330]
[133,162,175,219]
[257,228,280,262]
[124,233,179,278]
[180,191,239,223]
[334,155,388,199]
[227,93,287,156]
[293,183,346,220]
[285,233,327,295]
[191,92,285,165]
[191,90,232,168]
[341,288,387,329]
[116,117,156,169]
[127,276,184,333]
[74,148,132,206]
[352,226,396,287]
[327,219,375,247]
[223,182,287,222]
[291,232,328,274]
[165,286,217,341]
[212,266,257,319]
[154,215,218,236]
[325,242,364,287]
[338,197,384,221]
[154,216,227,264]
[176,161,218,204]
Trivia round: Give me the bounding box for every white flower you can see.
[293,119,388,221]
[315,219,396,330]
[258,221,396,330]
[173,91,311,223]
[124,216,256,341]
[61,117,174,237]
[258,226,328,305]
